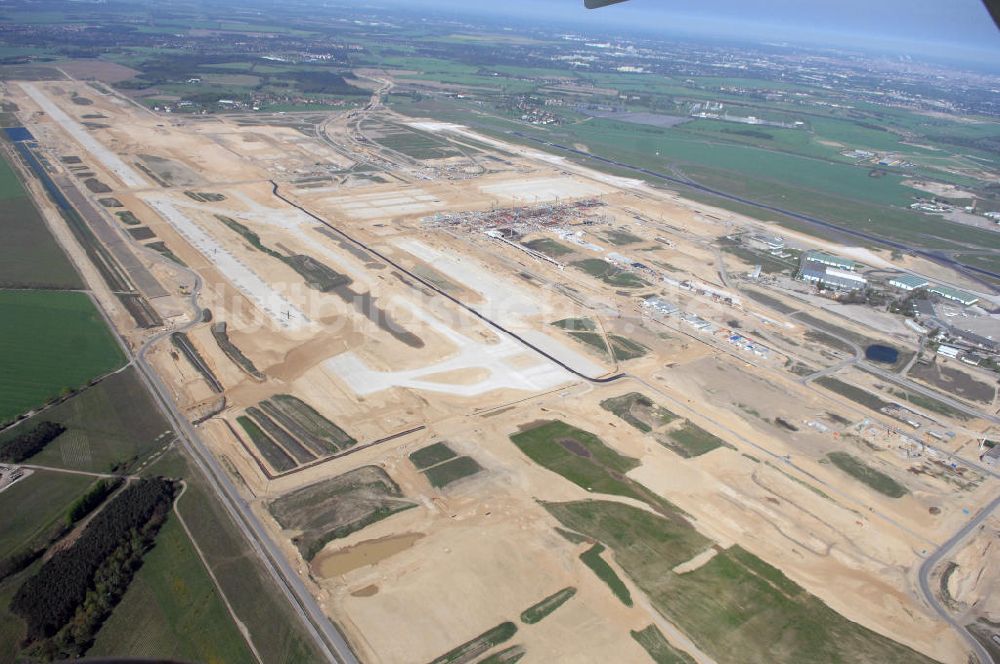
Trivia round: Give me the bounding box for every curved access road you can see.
[917,493,1000,664]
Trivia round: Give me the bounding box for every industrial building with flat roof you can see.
[748,233,785,251]
[642,296,680,317]
[927,285,979,306]
[803,250,856,271]
[889,274,930,291]
[799,260,868,291]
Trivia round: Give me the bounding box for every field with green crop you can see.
[547,500,936,664]
[661,422,733,458]
[6,367,171,474]
[0,290,125,425]
[510,420,679,517]
[580,543,632,606]
[429,621,519,664]
[572,259,649,288]
[600,392,677,433]
[0,152,81,289]
[410,442,458,469]
[424,455,483,488]
[816,377,890,412]
[523,237,573,257]
[631,624,695,664]
[143,449,326,663]
[0,470,92,559]
[826,452,908,498]
[520,587,576,624]
[89,515,255,663]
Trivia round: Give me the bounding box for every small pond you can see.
[865,344,899,364]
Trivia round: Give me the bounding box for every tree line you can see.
[10,478,175,659]
[0,421,66,463]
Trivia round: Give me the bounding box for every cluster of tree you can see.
[277,70,367,95]
[0,547,47,584]
[0,422,66,463]
[10,479,175,654]
[721,127,775,141]
[66,478,123,527]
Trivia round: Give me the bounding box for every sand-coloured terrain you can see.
[6,76,996,664]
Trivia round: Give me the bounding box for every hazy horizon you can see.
[370,0,1000,65]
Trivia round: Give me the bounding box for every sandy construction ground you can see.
[6,78,996,664]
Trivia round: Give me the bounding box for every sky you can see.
[390,0,1000,62]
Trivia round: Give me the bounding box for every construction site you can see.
[3,76,999,664]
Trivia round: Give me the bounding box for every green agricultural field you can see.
[0,574,25,663]
[236,415,296,473]
[0,469,93,559]
[546,500,936,664]
[0,149,26,200]
[567,330,611,355]
[580,543,632,606]
[523,237,574,257]
[477,645,526,664]
[0,290,125,425]
[142,449,326,664]
[600,392,677,433]
[552,318,597,331]
[0,155,82,289]
[605,229,644,246]
[7,367,171,474]
[816,377,890,412]
[409,442,458,470]
[572,259,649,288]
[660,422,733,458]
[520,587,576,624]
[826,452,908,498]
[886,386,972,421]
[510,420,677,516]
[423,455,483,488]
[609,335,648,361]
[511,420,640,498]
[89,515,255,663]
[429,621,518,664]
[631,624,696,664]
[552,319,646,360]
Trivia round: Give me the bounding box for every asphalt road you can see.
[38,169,358,661]
[132,275,360,664]
[917,493,1000,664]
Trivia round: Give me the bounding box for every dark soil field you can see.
[268,465,416,559]
[909,361,996,405]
